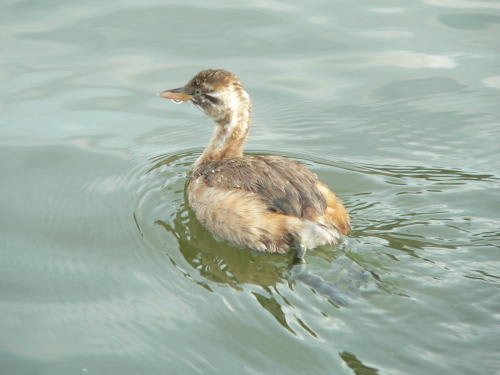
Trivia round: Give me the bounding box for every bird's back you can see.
[190,155,326,219]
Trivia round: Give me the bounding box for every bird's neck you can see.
[194,102,251,169]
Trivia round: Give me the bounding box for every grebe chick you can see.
[160,69,350,259]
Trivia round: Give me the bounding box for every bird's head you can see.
[159,69,251,126]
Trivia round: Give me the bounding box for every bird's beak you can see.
[158,87,192,101]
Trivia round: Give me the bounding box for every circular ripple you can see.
[130,149,380,308]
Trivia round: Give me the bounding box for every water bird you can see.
[159,69,350,261]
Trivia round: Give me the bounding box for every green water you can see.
[1,1,499,374]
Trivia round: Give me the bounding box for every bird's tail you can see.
[287,217,340,250]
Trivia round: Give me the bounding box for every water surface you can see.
[1,0,499,374]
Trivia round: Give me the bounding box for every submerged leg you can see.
[293,241,307,263]
[290,263,354,307]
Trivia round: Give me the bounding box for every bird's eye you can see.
[194,88,202,95]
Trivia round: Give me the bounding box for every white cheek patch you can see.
[215,88,242,128]
[240,89,250,101]
[204,89,234,121]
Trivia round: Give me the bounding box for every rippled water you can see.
[1,0,499,374]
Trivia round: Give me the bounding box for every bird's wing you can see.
[190,155,326,219]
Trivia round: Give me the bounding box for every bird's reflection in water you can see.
[156,206,287,289]
[155,200,378,335]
